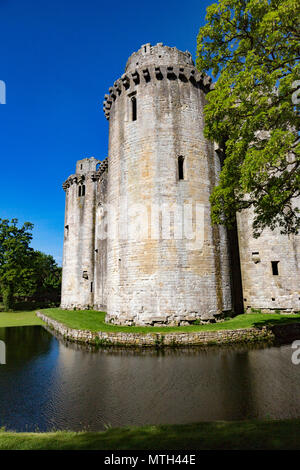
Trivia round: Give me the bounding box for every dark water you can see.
[0,325,300,432]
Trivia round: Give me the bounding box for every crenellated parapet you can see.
[96,156,108,176]
[102,43,213,121]
[62,174,85,191]
[62,157,108,190]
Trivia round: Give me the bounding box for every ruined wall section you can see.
[237,203,300,312]
[103,43,232,325]
[94,159,108,310]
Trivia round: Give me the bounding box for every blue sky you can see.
[0,0,212,265]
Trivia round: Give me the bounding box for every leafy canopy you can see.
[196,0,300,236]
[0,218,34,288]
[0,218,61,309]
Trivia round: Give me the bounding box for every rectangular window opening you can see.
[78,185,85,197]
[131,96,137,121]
[178,156,184,180]
[90,282,93,293]
[271,261,279,276]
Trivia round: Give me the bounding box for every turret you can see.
[103,43,231,325]
[61,156,101,309]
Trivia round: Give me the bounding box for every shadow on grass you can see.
[253,317,300,328]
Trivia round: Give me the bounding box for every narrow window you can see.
[65,225,69,237]
[271,261,279,275]
[80,164,83,170]
[82,271,88,279]
[78,185,81,197]
[90,282,93,293]
[82,185,85,196]
[178,156,184,180]
[131,96,137,121]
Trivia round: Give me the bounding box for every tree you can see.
[196,0,300,237]
[17,251,62,304]
[0,219,35,310]
[0,219,62,310]
[31,251,61,304]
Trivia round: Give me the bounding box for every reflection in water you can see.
[0,326,299,432]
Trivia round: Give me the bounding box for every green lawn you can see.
[0,308,299,333]
[1,419,300,450]
[40,308,300,334]
[0,311,44,328]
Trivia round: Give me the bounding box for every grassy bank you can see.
[0,311,44,328]
[1,419,300,450]
[0,308,299,334]
[40,308,300,334]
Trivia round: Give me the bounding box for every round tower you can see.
[61,156,100,309]
[103,43,232,325]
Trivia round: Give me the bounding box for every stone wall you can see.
[37,312,274,348]
[61,157,107,310]
[60,41,299,325]
[104,43,232,326]
[93,169,108,310]
[237,206,300,312]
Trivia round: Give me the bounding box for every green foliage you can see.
[16,251,62,304]
[196,0,300,236]
[154,334,165,348]
[0,219,35,309]
[0,219,61,309]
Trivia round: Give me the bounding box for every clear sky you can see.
[0,0,213,265]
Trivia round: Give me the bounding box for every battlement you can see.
[76,157,101,174]
[102,60,212,121]
[62,157,108,191]
[125,43,194,72]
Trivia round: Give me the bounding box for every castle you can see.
[61,43,300,325]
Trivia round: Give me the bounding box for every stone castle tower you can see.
[61,43,300,324]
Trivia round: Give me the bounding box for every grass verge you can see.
[0,311,44,328]
[0,419,300,450]
[39,308,300,334]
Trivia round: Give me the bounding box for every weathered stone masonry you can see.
[37,311,275,347]
[61,43,300,325]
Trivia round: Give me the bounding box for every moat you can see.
[1,325,300,433]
